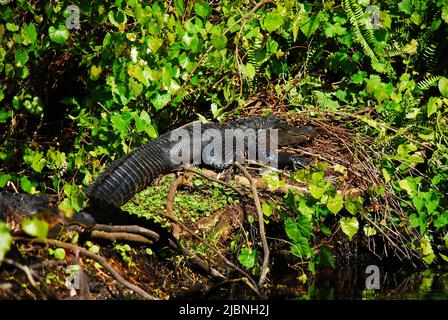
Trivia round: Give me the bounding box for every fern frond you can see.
[385,45,404,58]
[422,43,439,72]
[417,75,441,90]
[342,0,395,77]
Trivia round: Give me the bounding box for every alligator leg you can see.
[277,152,311,170]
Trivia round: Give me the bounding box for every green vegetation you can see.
[122,175,233,225]
[1,0,448,280]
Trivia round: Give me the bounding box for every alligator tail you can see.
[87,141,173,209]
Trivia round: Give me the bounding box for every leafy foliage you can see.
[1,0,448,271]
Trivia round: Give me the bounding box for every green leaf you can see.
[48,25,70,44]
[290,238,312,259]
[262,202,272,217]
[284,216,312,242]
[413,196,425,215]
[49,248,66,260]
[421,236,435,264]
[211,32,227,50]
[147,37,163,53]
[23,23,37,45]
[324,22,346,38]
[300,14,321,38]
[398,0,412,15]
[309,184,325,199]
[194,0,212,19]
[261,171,285,191]
[20,176,36,194]
[427,97,440,118]
[409,214,420,228]
[339,217,359,240]
[134,110,151,133]
[238,247,257,268]
[174,0,184,16]
[363,226,377,237]
[434,213,448,228]
[0,222,12,262]
[243,63,256,80]
[22,217,49,239]
[442,5,448,23]
[263,11,284,33]
[15,49,29,67]
[6,23,19,32]
[315,245,335,268]
[111,114,129,136]
[89,244,100,254]
[0,174,12,188]
[327,193,344,215]
[351,71,367,84]
[90,65,102,81]
[108,10,127,28]
[27,150,46,173]
[298,200,314,220]
[151,92,171,110]
[0,108,12,123]
[398,177,417,197]
[438,77,448,97]
[320,224,331,236]
[344,196,363,215]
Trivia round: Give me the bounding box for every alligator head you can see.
[272,119,317,146]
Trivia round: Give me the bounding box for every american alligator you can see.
[1,115,316,230]
[86,115,316,211]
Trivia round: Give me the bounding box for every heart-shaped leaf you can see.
[48,25,70,44]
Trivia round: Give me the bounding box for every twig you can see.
[3,259,37,288]
[234,163,270,289]
[168,239,226,280]
[362,216,410,262]
[14,237,159,300]
[180,166,247,197]
[157,211,261,297]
